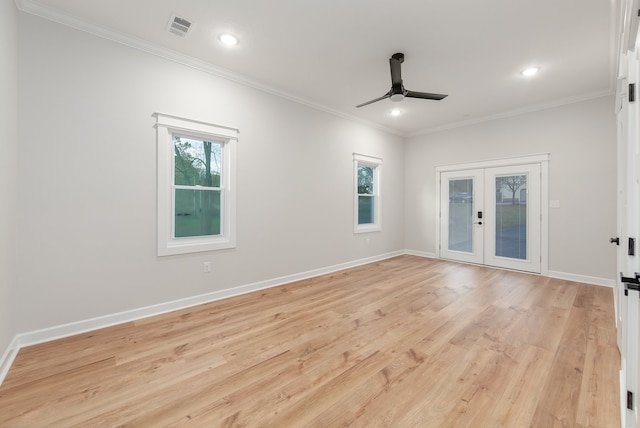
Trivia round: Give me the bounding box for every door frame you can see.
[435,153,550,276]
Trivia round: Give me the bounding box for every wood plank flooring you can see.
[0,256,620,427]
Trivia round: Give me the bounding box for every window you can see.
[155,113,237,256]
[354,153,382,233]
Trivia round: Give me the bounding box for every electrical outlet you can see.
[203,262,212,273]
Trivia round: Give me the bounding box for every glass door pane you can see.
[495,174,527,260]
[448,178,474,252]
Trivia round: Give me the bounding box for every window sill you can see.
[158,237,236,256]
[354,225,382,234]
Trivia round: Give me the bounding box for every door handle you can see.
[621,272,640,294]
[621,272,640,284]
[610,237,620,245]
[474,221,483,225]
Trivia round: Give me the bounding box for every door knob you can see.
[610,237,620,245]
[474,221,483,225]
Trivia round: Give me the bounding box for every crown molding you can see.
[14,0,615,140]
[406,89,615,138]
[14,0,403,138]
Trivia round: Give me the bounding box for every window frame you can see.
[353,153,382,233]
[155,113,237,256]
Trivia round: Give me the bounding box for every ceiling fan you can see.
[356,53,448,108]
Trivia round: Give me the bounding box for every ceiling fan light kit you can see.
[356,52,448,108]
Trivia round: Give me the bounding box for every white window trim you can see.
[155,113,238,256]
[354,153,382,233]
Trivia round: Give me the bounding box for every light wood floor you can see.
[0,256,620,427]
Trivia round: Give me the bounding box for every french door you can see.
[439,162,542,274]
[440,169,484,265]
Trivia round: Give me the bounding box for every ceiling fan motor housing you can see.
[390,81,406,102]
[391,52,405,63]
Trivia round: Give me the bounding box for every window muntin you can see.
[156,113,237,256]
[353,153,382,233]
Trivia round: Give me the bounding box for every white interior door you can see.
[439,169,484,264]
[626,54,640,427]
[615,82,630,427]
[439,162,542,274]
[617,47,640,428]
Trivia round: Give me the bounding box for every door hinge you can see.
[628,390,634,410]
[629,237,636,256]
[630,83,636,103]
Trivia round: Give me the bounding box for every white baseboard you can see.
[0,250,614,386]
[403,249,437,258]
[16,250,405,349]
[408,250,615,288]
[547,270,615,288]
[0,250,404,385]
[0,336,19,386]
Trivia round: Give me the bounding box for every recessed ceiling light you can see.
[521,67,540,77]
[390,108,402,117]
[218,33,239,46]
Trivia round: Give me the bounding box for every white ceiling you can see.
[16,0,616,136]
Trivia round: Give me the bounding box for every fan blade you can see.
[405,90,448,101]
[356,92,391,108]
[390,57,402,86]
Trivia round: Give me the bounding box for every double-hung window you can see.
[354,153,382,233]
[155,113,237,256]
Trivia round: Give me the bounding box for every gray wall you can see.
[405,96,617,281]
[15,13,406,333]
[0,0,18,359]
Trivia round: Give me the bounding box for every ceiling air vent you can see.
[167,14,194,38]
